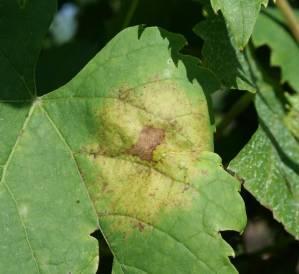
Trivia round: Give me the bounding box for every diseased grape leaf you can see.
[194,13,256,92]
[210,0,268,48]
[4,26,246,274]
[252,8,299,92]
[0,2,247,273]
[229,60,299,238]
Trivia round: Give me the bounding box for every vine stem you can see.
[276,0,299,42]
[122,0,139,29]
[216,92,254,138]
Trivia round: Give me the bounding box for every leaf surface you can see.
[194,13,255,92]
[0,1,99,273]
[0,3,246,273]
[210,0,268,48]
[284,94,299,139]
[42,26,246,274]
[229,65,299,238]
[252,9,299,92]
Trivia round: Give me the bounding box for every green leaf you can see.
[229,70,299,238]
[210,0,268,48]
[284,94,299,139]
[256,92,299,165]
[229,125,299,238]
[0,0,56,100]
[0,9,246,273]
[252,8,299,92]
[0,1,99,273]
[194,13,256,92]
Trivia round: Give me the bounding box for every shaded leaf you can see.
[229,126,299,238]
[284,94,299,139]
[0,0,56,100]
[229,62,299,238]
[252,8,299,92]
[194,13,256,92]
[210,0,268,48]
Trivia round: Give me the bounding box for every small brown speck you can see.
[182,183,191,193]
[135,222,145,232]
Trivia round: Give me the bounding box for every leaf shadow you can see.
[193,11,255,92]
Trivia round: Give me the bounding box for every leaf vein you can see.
[0,102,40,273]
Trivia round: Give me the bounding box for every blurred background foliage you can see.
[37,1,299,273]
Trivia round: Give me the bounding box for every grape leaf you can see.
[0,2,246,273]
[252,8,299,92]
[229,125,299,238]
[285,94,299,139]
[229,67,299,238]
[0,1,100,273]
[194,13,256,92]
[210,0,268,48]
[0,0,57,100]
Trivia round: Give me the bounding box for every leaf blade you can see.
[252,9,299,92]
[210,0,267,48]
[42,26,246,273]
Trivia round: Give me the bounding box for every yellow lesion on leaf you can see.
[79,78,213,232]
[85,154,195,227]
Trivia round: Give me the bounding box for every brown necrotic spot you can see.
[128,126,165,161]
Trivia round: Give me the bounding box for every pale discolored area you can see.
[75,72,215,231]
[89,79,213,161]
[84,155,194,224]
[76,149,245,274]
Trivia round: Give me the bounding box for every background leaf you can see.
[0,0,56,100]
[194,13,256,92]
[229,60,299,239]
[284,93,299,139]
[252,8,299,92]
[210,0,268,48]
